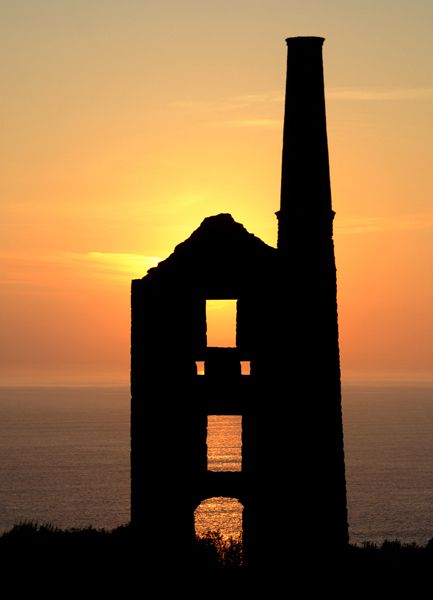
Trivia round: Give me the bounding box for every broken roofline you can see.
[143,213,277,281]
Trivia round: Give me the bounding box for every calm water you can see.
[1,383,433,545]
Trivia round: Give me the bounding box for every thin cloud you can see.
[230,92,283,104]
[327,87,433,101]
[84,252,160,275]
[218,118,282,128]
[170,91,283,113]
[0,251,161,287]
[172,91,283,129]
[335,213,433,234]
[173,87,433,112]
[170,98,254,113]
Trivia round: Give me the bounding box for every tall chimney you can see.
[277,36,333,252]
[273,36,349,552]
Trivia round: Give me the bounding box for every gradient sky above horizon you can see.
[1,0,432,384]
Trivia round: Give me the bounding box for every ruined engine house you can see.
[131,37,348,568]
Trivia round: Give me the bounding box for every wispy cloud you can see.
[78,252,160,277]
[0,251,161,288]
[230,92,283,104]
[170,91,283,113]
[327,87,433,101]
[170,91,284,128]
[171,86,433,130]
[217,118,282,128]
[172,87,433,115]
[335,213,433,234]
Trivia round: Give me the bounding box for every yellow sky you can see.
[1,1,432,384]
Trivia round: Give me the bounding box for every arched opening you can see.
[194,497,243,542]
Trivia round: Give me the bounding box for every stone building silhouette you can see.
[131,36,348,569]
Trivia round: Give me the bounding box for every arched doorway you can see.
[194,496,243,541]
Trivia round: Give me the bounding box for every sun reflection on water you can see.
[195,497,243,541]
[195,416,243,539]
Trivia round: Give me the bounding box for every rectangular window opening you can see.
[207,415,242,472]
[240,361,251,376]
[206,299,237,348]
[196,361,205,376]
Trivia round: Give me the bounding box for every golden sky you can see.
[1,1,432,384]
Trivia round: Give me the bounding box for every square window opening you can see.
[206,299,237,348]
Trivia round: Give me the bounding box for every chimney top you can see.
[285,36,325,47]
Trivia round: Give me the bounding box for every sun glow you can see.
[86,252,161,280]
[1,2,432,384]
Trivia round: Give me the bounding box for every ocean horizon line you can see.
[0,374,433,389]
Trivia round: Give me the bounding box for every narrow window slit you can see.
[240,361,251,375]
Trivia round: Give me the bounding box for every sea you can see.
[1,383,433,546]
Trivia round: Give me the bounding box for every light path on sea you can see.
[2,384,433,545]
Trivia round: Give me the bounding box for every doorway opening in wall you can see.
[194,496,243,544]
[207,415,242,472]
[206,299,237,347]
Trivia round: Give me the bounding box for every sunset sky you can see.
[1,0,432,384]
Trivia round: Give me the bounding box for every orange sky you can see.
[1,1,432,384]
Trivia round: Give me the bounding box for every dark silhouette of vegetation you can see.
[196,530,242,569]
[2,523,433,593]
[0,522,240,572]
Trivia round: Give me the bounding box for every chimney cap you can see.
[285,36,325,46]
